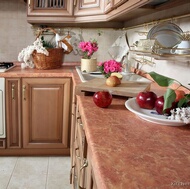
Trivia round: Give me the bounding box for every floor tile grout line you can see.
[45,157,50,189]
[6,156,19,189]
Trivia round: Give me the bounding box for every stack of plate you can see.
[147,22,184,55]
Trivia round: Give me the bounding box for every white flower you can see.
[18,38,49,68]
[168,107,190,123]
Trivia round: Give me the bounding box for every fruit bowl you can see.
[125,98,188,126]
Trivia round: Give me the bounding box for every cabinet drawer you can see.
[76,115,87,159]
[74,138,88,189]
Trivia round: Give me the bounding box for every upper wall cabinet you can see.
[27,0,190,28]
[27,0,75,24]
[74,0,105,16]
[27,0,148,24]
[28,0,73,16]
[106,0,149,20]
[104,0,127,13]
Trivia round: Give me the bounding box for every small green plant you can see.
[149,71,190,113]
[41,36,55,49]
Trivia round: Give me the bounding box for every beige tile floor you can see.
[0,156,71,189]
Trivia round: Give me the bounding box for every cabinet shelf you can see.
[130,49,190,62]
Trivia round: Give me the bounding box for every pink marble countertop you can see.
[0,63,79,78]
[77,93,190,189]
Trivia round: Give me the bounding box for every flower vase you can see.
[81,58,97,73]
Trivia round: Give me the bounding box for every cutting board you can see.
[75,78,151,97]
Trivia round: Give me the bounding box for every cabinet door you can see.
[6,78,22,148]
[104,0,113,13]
[28,0,73,16]
[22,78,71,149]
[107,0,149,20]
[114,0,127,7]
[74,0,104,16]
[104,0,127,13]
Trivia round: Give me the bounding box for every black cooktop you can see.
[0,62,15,72]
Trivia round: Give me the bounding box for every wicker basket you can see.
[32,28,64,70]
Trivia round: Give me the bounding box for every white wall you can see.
[0,0,123,63]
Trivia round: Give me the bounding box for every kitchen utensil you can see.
[170,40,190,55]
[147,22,183,39]
[151,30,183,48]
[135,39,155,52]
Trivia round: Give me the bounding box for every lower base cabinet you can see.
[2,77,72,155]
[70,101,97,189]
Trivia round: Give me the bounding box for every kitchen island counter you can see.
[77,91,190,189]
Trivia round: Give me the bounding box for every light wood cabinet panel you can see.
[114,0,127,7]
[71,101,97,189]
[104,0,113,13]
[104,0,127,13]
[28,0,73,16]
[86,149,98,189]
[107,0,149,20]
[6,78,22,148]
[22,78,71,149]
[74,0,104,16]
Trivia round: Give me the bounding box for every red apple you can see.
[155,96,177,115]
[93,91,112,108]
[155,96,165,115]
[136,91,157,109]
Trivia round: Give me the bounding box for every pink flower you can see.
[98,59,122,78]
[78,40,98,59]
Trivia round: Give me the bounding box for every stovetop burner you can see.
[0,62,15,72]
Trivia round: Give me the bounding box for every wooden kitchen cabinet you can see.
[27,0,75,24]
[27,0,149,25]
[27,0,73,16]
[6,78,22,148]
[27,0,189,29]
[70,101,97,189]
[104,0,127,13]
[104,0,113,13]
[106,0,149,20]
[22,78,71,149]
[3,77,72,155]
[74,0,104,16]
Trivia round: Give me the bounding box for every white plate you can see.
[125,98,187,126]
[147,22,183,39]
[151,30,183,48]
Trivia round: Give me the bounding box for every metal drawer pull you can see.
[80,159,88,170]
[23,85,26,100]
[11,84,15,100]
[75,147,81,160]
[78,159,88,189]
[77,116,81,120]
[79,186,86,189]
[77,117,83,127]
[70,165,75,184]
